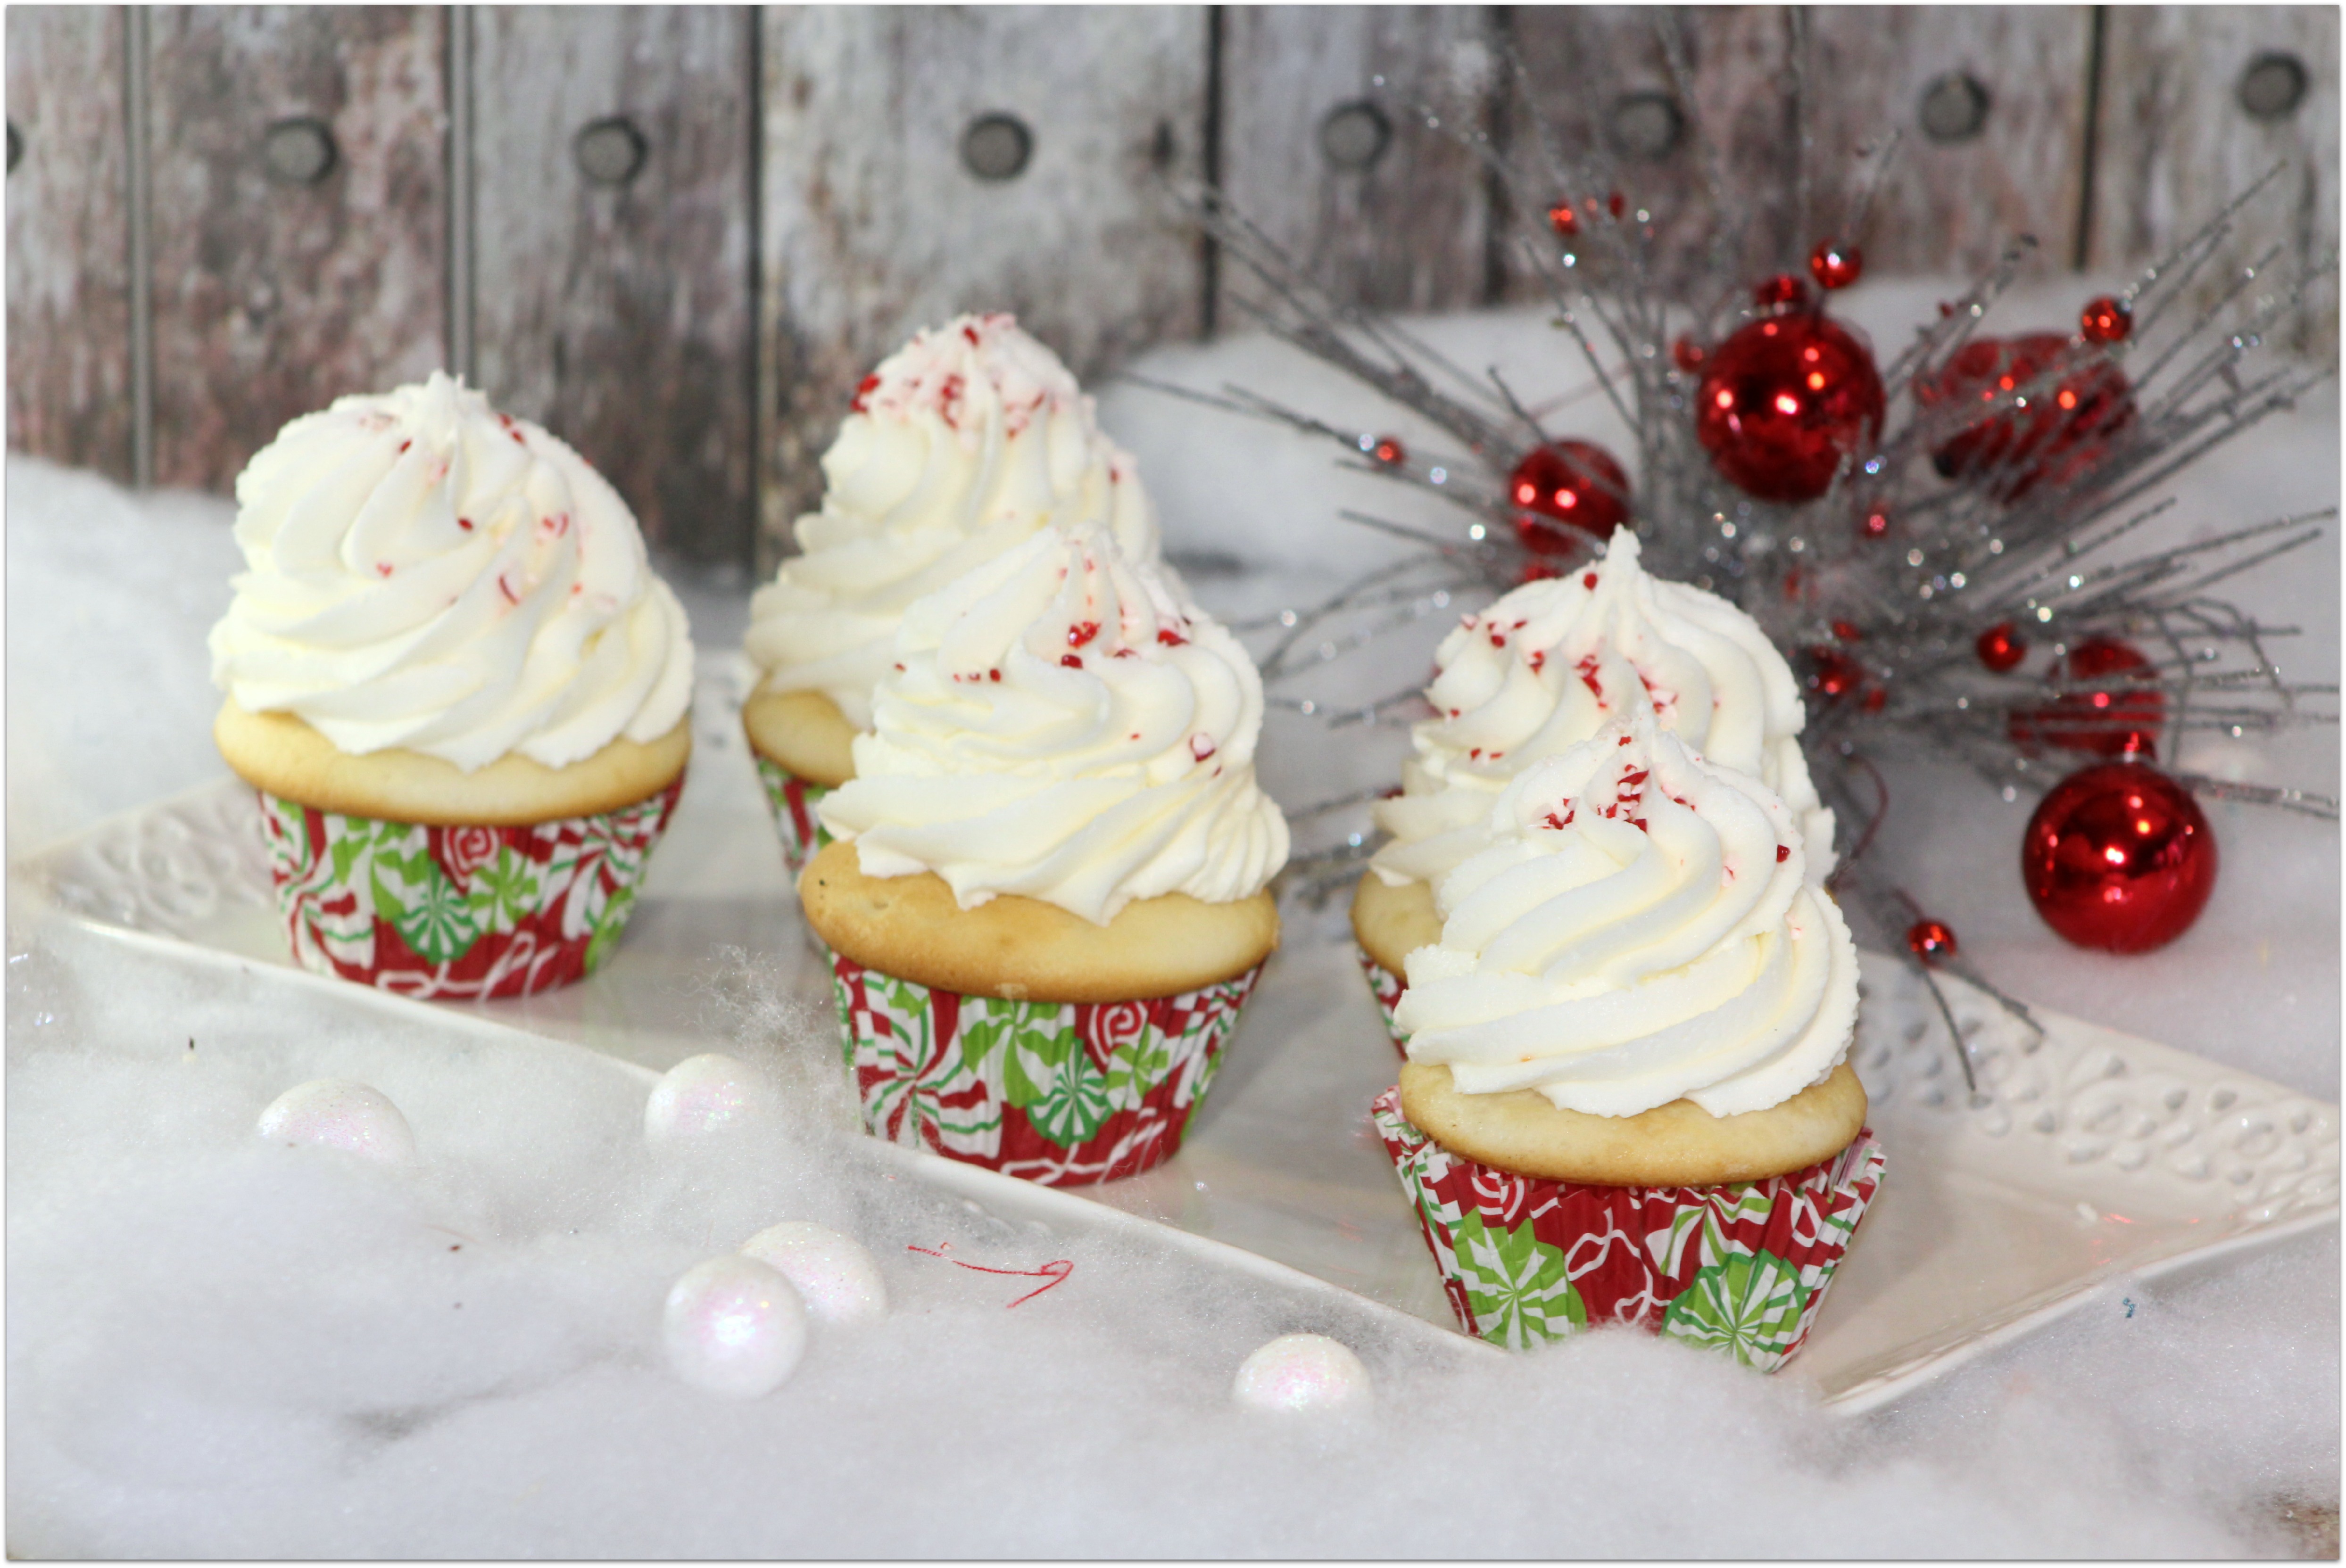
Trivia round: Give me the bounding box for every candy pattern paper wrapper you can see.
[1373,1087,1884,1371]
[829,952,1261,1186]
[257,776,682,999]
[1356,947,1407,1056]
[753,755,835,876]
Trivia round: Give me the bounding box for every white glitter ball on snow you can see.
[662,1255,809,1399]
[739,1221,888,1326]
[1232,1333,1372,1414]
[644,1053,775,1145]
[255,1080,416,1165]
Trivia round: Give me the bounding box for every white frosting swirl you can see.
[1390,711,1858,1119]
[745,313,1161,730]
[1371,530,1832,889]
[816,520,1289,925]
[208,372,693,773]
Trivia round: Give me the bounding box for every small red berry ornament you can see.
[1547,200,1579,238]
[1906,919,1957,964]
[1914,333,2135,502]
[1804,646,1865,701]
[2079,295,2132,345]
[2008,635,2164,759]
[2022,762,2216,952]
[1370,435,1406,467]
[1858,506,1892,540]
[1671,337,1707,373]
[1695,312,1887,503]
[1509,440,1630,552]
[1809,239,1863,291]
[1975,621,2027,673]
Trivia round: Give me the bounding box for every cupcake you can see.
[1353,530,1832,1049]
[1373,710,1880,1370]
[209,372,694,998]
[742,313,1161,873]
[799,520,1288,1185]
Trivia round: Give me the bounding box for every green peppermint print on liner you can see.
[468,844,545,930]
[381,849,479,964]
[1659,1250,1810,1366]
[830,953,1263,1186]
[257,776,683,1000]
[1450,1209,1588,1350]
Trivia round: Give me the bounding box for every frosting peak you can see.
[744,314,1161,729]
[1371,529,1833,888]
[815,520,1288,925]
[208,372,693,773]
[1390,711,1858,1119]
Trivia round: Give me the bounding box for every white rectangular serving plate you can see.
[21,671,2338,1414]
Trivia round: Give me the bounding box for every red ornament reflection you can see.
[1809,240,1864,291]
[1905,919,1957,964]
[1914,333,2135,502]
[2007,635,2164,759]
[1975,621,2028,673]
[2079,295,2132,345]
[2021,762,2216,953]
[1509,440,1630,553]
[1804,646,1865,701]
[1694,313,1886,503]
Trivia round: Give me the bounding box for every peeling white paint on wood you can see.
[472,5,757,566]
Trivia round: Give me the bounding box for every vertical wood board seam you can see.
[2075,4,2109,272]
[124,2,152,489]
[447,3,474,380]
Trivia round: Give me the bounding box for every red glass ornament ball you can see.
[1694,313,1887,503]
[1858,506,1892,540]
[1804,646,1865,701]
[1370,436,1406,467]
[1754,273,1812,311]
[1671,336,1708,373]
[2079,295,2132,345]
[2008,635,2164,759]
[1509,440,1630,553]
[2022,762,2216,953]
[1809,240,1864,291]
[1915,333,2135,503]
[1975,620,2028,673]
[1547,200,1579,238]
[1906,918,1958,964]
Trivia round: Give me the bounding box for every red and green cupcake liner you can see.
[1373,1086,1885,1371]
[753,754,834,876]
[256,775,683,1000]
[1357,946,1408,1056]
[828,951,1262,1186]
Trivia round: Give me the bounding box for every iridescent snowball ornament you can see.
[1693,311,1886,503]
[645,1053,776,1146]
[663,1254,809,1399]
[1232,1333,1372,1414]
[2021,762,2217,953]
[1509,439,1630,552]
[256,1079,416,1164]
[739,1221,888,1326]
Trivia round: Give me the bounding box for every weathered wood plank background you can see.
[6,4,2336,571]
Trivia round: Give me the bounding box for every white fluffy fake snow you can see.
[6,279,2338,1557]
